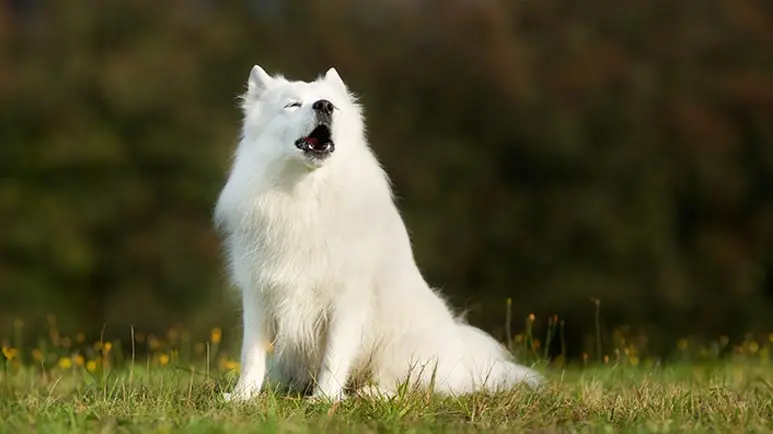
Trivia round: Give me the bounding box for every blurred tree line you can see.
[1,0,772,358]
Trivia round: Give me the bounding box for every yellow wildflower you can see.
[58,357,72,369]
[749,341,759,354]
[102,342,113,354]
[2,346,17,361]
[32,349,42,362]
[211,328,222,344]
[75,354,85,366]
[86,360,98,372]
[527,313,535,323]
[629,356,640,367]
[159,354,170,366]
[225,360,240,371]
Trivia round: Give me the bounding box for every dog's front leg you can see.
[311,300,367,401]
[226,290,269,402]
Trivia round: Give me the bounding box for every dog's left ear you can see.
[324,67,348,94]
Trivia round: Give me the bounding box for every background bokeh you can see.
[1,0,772,359]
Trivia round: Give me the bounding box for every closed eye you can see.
[284,101,302,109]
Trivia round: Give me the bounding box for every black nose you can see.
[312,99,335,115]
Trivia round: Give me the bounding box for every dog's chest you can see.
[227,191,348,291]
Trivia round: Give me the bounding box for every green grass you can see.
[3,316,773,432]
[2,361,773,433]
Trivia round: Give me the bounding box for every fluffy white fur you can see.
[214,65,543,402]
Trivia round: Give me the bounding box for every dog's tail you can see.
[455,323,543,391]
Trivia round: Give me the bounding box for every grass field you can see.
[3,361,773,433]
[2,320,773,432]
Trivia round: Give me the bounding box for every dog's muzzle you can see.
[295,124,334,157]
[295,99,336,159]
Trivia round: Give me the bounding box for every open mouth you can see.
[295,124,335,158]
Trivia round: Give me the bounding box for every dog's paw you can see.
[222,387,259,403]
[307,389,346,404]
[355,385,396,400]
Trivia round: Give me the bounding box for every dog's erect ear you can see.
[324,67,347,94]
[247,65,273,98]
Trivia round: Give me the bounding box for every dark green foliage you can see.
[1,0,772,356]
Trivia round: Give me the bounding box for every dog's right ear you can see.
[247,65,273,98]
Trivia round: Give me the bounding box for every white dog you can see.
[214,65,542,402]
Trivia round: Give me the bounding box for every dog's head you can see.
[239,65,363,170]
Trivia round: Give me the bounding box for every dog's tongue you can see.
[304,137,320,149]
